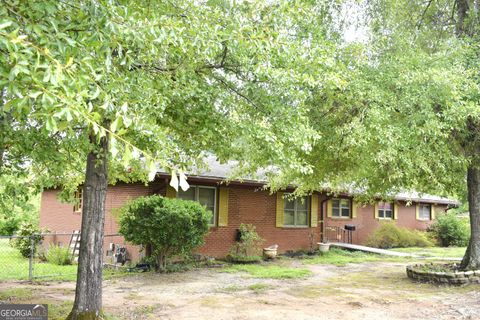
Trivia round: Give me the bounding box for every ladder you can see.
[69,230,81,261]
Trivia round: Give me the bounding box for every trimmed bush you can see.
[365,222,433,249]
[227,224,264,263]
[119,195,211,272]
[46,245,72,265]
[429,212,470,247]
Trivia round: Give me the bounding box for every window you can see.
[332,198,350,218]
[419,204,431,220]
[73,189,82,212]
[178,186,216,225]
[284,195,309,227]
[378,202,393,219]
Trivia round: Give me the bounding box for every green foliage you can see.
[0,0,342,195]
[447,202,469,215]
[10,222,45,258]
[365,223,433,249]
[227,224,264,263]
[429,212,470,247]
[119,195,210,272]
[45,245,72,266]
[0,238,77,281]
[223,264,311,279]
[0,177,40,235]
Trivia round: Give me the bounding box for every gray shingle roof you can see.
[159,156,459,206]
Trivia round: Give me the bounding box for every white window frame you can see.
[332,198,351,218]
[418,203,431,220]
[378,202,393,220]
[284,195,310,227]
[177,185,217,226]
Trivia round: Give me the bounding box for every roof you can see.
[158,156,459,206]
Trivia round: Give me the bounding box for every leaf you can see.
[122,145,132,166]
[66,57,74,68]
[110,137,119,159]
[45,117,57,133]
[90,86,101,100]
[123,115,133,128]
[0,21,12,30]
[28,91,43,99]
[121,102,128,113]
[42,67,51,83]
[110,116,122,133]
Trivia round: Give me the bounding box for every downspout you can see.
[320,197,329,243]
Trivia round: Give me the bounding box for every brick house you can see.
[39,159,458,262]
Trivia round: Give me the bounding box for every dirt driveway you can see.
[1,260,479,320]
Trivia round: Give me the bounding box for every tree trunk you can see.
[156,251,167,272]
[455,0,470,36]
[460,166,480,270]
[68,134,109,320]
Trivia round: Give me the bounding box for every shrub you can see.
[365,222,433,249]
[46,245,72,265]
[10,222,45,258]
[0,214,24,236]
[119,195,211,272]
[429,212,470,247]
[227,224,264,263]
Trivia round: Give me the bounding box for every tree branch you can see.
[213,76,260,111]
[416,0,434,30]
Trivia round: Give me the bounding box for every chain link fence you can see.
[0,233,137,281]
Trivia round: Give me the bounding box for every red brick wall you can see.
[40,183,154,263]
[197,186,320,257]
[324,201,448,245]
[39,180,448,261]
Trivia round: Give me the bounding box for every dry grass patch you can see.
[325,264,478,301]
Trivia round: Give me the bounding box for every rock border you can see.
[407,263,480,285]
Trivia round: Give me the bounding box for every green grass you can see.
[390,246,466,258]
[222,264,312,279]
[0,239,129,281]
[220,283,272,294]
[0,288,120,320]
[0,239,78,281]
[48,301,74,320]
[303,248,407,266]
[247,283,272,293]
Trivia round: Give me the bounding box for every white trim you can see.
[331,198,351,218]
[378,208,393,219]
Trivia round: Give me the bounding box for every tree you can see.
[355,0,480,270]
[264,0,480,270]
[1,1,342,318]
[0,96,63,234]
[119,195,210,272]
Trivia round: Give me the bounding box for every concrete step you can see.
[328,242,463,261]
[328,242,416,257]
